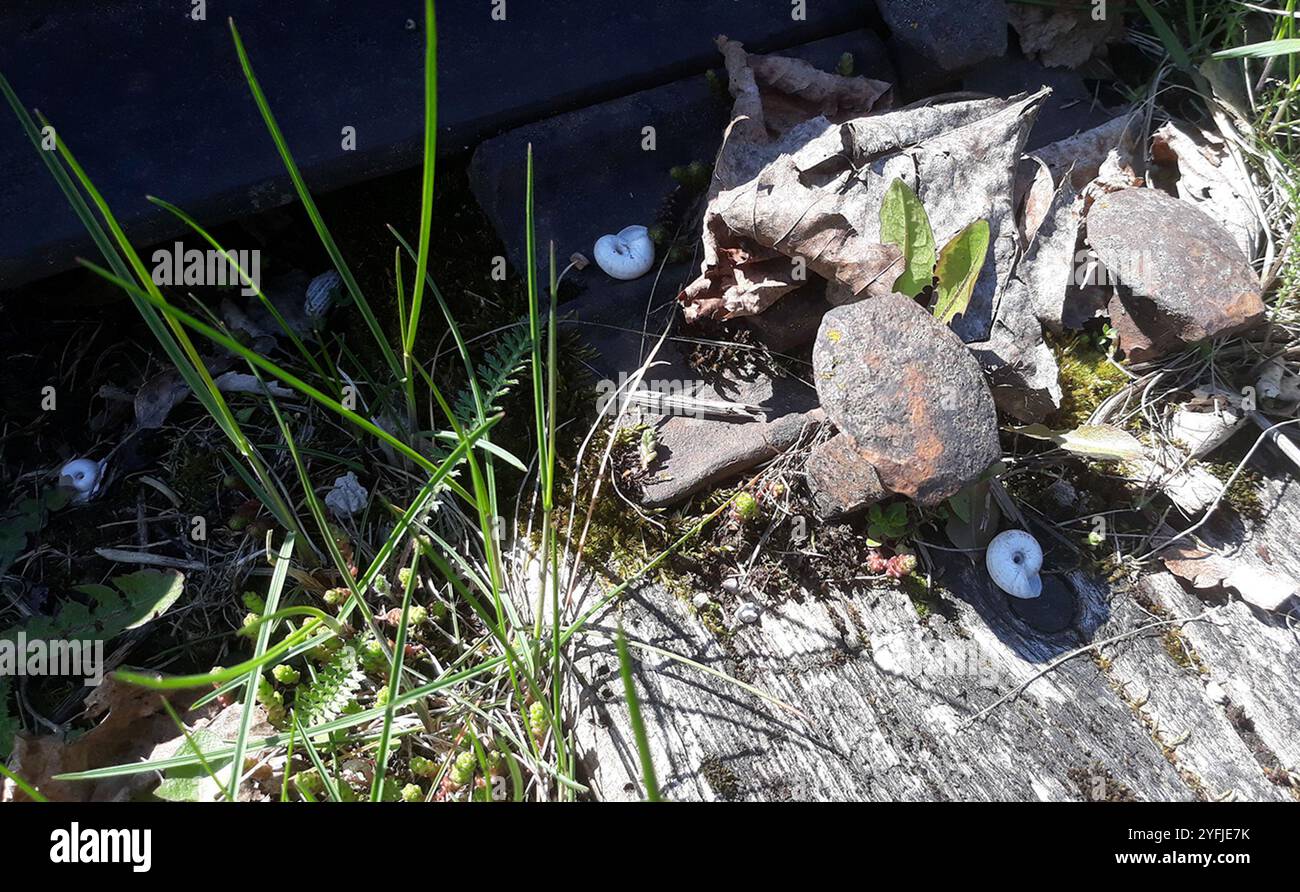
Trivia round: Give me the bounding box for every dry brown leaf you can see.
[133,355,234,430]
[747,46,891,135]
[1016,156,1057,246]
[682,87,1048,336]
[4,676,201,802]
[134,369,192,431]
[1151,120,1261,260]
[679,37,894,322]
[709,36,890,196]
[1033,113,1140,189]
[1160,541,1298,612]
[1017,171,1107,333]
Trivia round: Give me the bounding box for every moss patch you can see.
[1203,460,1265,521]
[1049,332,1130,429]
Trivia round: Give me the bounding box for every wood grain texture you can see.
[562,458,1300,801]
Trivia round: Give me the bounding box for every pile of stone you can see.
[469,11,1267,517]
[671,38,1266,519]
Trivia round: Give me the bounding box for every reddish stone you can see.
[1086,188,1265,361]
[806,432,886,518]
[812,293,1001,506]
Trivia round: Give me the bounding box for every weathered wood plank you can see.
[1144,451,1300,785]
[1134,572,1299,794]
[568,555,1198,800]
[555,423,1300,801]
[1091,571,1290,801]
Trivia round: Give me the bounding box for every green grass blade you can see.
[293,713,342,802]
[524,145,548,497]
[280,721,296,802]
[36,112,246,446]
[226,531,295,801]
[265,396,383,638]
[0,762,48,802]
[616,625,660,801]
[78,257,499,478]
[146,194,333,386]
[403,0,439,359]
[1212,38,1300,60]
[116,622,331,690]
[5,73,309,550]
[371,555,418,801]
[58,655,510,781]
[227,17,404,383]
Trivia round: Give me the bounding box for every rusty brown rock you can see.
[806,432,887,518]
[812,293,1001,506]
[1086,188,1265,361]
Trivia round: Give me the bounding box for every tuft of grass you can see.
[2,0,756,803]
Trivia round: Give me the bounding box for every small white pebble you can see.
[733,602,761,626]
[720,576,741,596]
[692,593,711,609]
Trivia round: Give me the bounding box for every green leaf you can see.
[1011,423,1145,461]
[3,569,184,645]
[1211,38,1300,60]
[294,645,363,729]
[450,325,532,428]
[153,729,232,802]
[932,219,990,325]
[0,487,71,577]
[103,569,186,630]
[227,18,404,385]
[945,480,1001,550]
[616,625,660,802]
[879,178,936,298]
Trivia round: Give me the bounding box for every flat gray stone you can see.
[813,293,1000,506]
[1087,188,1266,361]
[963,57,1118,152]
[880,0,1007,100]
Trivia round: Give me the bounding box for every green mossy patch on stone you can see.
[1049,332,1130,430]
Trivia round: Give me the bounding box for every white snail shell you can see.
[985,529,1043,600]
[593,225,654,280]
[323,471,368,518]
[59,458,105,503]
[305,270,343,318]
